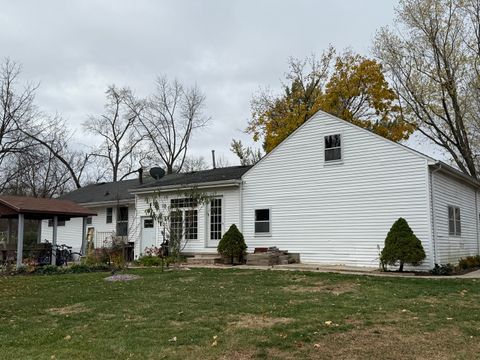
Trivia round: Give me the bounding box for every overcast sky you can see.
[0,0,443,166]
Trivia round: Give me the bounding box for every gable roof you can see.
[242,110,480,188]
[61,166,252,204]
[132,165,253,191]
[0,195,96,218]
[242,110,434,178]
[60,177,153,204]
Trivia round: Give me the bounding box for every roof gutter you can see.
[429,161,480,188]
[130,179,242,195]
[76,199,134,207]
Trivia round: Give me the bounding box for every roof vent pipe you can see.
[211,150,216,169]
[138,168,143,184]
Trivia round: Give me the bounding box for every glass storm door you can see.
[208,198,222,247]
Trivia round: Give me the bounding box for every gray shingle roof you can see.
[60,166,252,204]
[134,165,252,190]
[59,177,151,204]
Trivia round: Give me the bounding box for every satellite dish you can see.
[149,167,166,180]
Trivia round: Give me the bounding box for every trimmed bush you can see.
[136,255,163,267]
[430,263,454,276]
[217,224,247,264]
[70,264,92,273]
[458,255,480,270]
[380,217,426,272]
[36,265,60,275]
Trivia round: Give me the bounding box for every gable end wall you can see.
[242,111,433,269]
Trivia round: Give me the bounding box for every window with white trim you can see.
[106,207,113,224]
[185,209,198,240]
[448,206,461,236]
[169,198,198,241]
[143,218,154,228]
[324,134,342,162]
[210,198,222,240]
[255,209,270,234]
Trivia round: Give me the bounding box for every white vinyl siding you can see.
[431,171,479,264]
[242,111,433,269]
[41,203,136,252]
[40,217,83,253]
[133,186,241,258]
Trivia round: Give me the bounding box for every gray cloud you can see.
[0,0,408,164]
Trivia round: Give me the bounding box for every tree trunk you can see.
[399,262,404,272]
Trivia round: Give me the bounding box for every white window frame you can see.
[106,207,113,224]
[169,198,199,242]
[448,205,461,236]
[254,208,271,237]
[324,133,343,164]
[209,197,223,241]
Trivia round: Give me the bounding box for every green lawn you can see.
[1,268,480,359]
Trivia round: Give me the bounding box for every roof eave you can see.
[429,161,480,188]
[75,199,134,207]
[130,179,242,195]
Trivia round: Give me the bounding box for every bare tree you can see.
[374,0,480,178]
[138,76,209,174]
[83,86,148,182]
[0,58,37,192]
[23,114,94,190]
[181,155,209,172]
[230,139,262,166]
[215,154,231,168]
[4,140,72,198]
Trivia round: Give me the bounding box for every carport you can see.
[0,195,96,269]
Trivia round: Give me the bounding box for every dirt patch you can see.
[283,281,358,295]
[123,314,147,322]
[168,320,186,328]
[104,274,141,282]
[311,325,480,360]
[48,303,89,316]
[219,350,257,360]
[229,314,293,329]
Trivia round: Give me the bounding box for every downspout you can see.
[239,180,244,233]
[430,162,442,265]
[476,189,480,256]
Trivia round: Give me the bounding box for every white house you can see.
[40,178,147,255]
[47,110,480,270]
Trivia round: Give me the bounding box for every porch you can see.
[0,195,96,269]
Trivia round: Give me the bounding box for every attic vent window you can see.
[324,134,342,162]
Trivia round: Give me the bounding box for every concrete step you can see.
[186,254,221,265]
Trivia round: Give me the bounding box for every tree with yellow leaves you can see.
[248,48,414,153]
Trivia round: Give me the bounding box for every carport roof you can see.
[0,195,97,219]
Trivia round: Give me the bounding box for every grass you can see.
[0,268,480,359]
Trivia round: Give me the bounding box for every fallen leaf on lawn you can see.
[168,336,177,342]
[324,321,333,326]
[211,340,218,347]
[446,317,453,320]
[401,309,407,313]
[314,344,321,348]
[64,335,71,341]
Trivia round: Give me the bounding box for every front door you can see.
[141,217,155,255]
[207,198,223,247]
